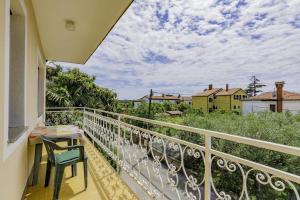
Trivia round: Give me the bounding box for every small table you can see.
[29,125,84,186]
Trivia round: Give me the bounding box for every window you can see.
[37,66,45,117]
[209,98,213,102]
[270,104,276,112]
[8,2,27,143]
[233,105,236,109]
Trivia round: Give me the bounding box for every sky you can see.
[57,0,300,100]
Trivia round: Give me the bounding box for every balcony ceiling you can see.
[31,0,133,64]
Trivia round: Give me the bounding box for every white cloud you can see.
[57,0,300,99]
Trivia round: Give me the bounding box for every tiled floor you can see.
[24,138,138,200]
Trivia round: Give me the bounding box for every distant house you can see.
[192,84,247,113]
[242,82,300,114]
[192,84,223,113]
[215,85,248,112]
[133,94,181,108]
[181,96,192,105]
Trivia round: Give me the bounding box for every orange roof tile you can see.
[247,91,300,101]
[216,88,243,96]
[193,88,223,97]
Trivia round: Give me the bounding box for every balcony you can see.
[25,127,138,200]
[28,107,300,200]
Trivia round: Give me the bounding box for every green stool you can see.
[41,136,88,200]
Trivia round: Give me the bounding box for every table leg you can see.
[69,139,77,177]
[32,143,43,186]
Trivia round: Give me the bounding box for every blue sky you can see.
[57,0,300,99]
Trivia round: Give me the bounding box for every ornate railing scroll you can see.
[46,107,300,200]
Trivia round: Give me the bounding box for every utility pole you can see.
[148,89,153,119]
[253,76,257,96]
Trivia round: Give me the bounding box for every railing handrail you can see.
[45,106,300,157]
[45,106,300,199]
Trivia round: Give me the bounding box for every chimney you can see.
[275,81,285,112]
[226,84,229,91]
[208,84,213,90]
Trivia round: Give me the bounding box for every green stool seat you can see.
[41,136,88,200]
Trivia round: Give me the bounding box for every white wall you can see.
[243,100,300,115]
[0,0,46,199]
[283,101,300,114]
[242,101,276,115]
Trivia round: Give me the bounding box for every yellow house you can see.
[192,84,223,113]
[193,84,248,113]
[215,87,248,112]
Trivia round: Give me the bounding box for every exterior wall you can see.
[192,96,208,112]
[0,0,46,199]
[230,90,247,111]
[133,101,142,108]
[183,100,192,105]
[242,101,277,115]
[215,95,231,111]
[243,101,300,115]
[207,94,214,112]
[215,90,247,112]
[283,101,300,114]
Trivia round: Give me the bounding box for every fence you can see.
[46,107,300,200]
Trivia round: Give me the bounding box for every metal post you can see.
[83,107,86,129]
[148,89,153,119]
[117,115,121,173]
[93,109,96,146]
[204,134,211,200]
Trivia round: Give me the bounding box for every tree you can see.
[46,65,117,111]
[245,75,266,96]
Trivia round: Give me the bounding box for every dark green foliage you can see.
[245,75,266,97]
[156,111,300,199]
[45,111,83,127]
[46,65,117,111]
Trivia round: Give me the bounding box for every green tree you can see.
[245,75,266,96]
[46,65,117,110]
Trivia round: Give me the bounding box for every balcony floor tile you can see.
[24,139,138,200]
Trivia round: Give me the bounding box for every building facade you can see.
[242,82,300,115]
[192,84,223,113]
[193,84,247,113]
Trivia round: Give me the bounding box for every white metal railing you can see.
[45,107,300,200]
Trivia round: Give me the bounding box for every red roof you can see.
[216,88,244,96]
[193,88,223,97]
[246,91,300,101]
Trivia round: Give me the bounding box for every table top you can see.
[29,125,84,145]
